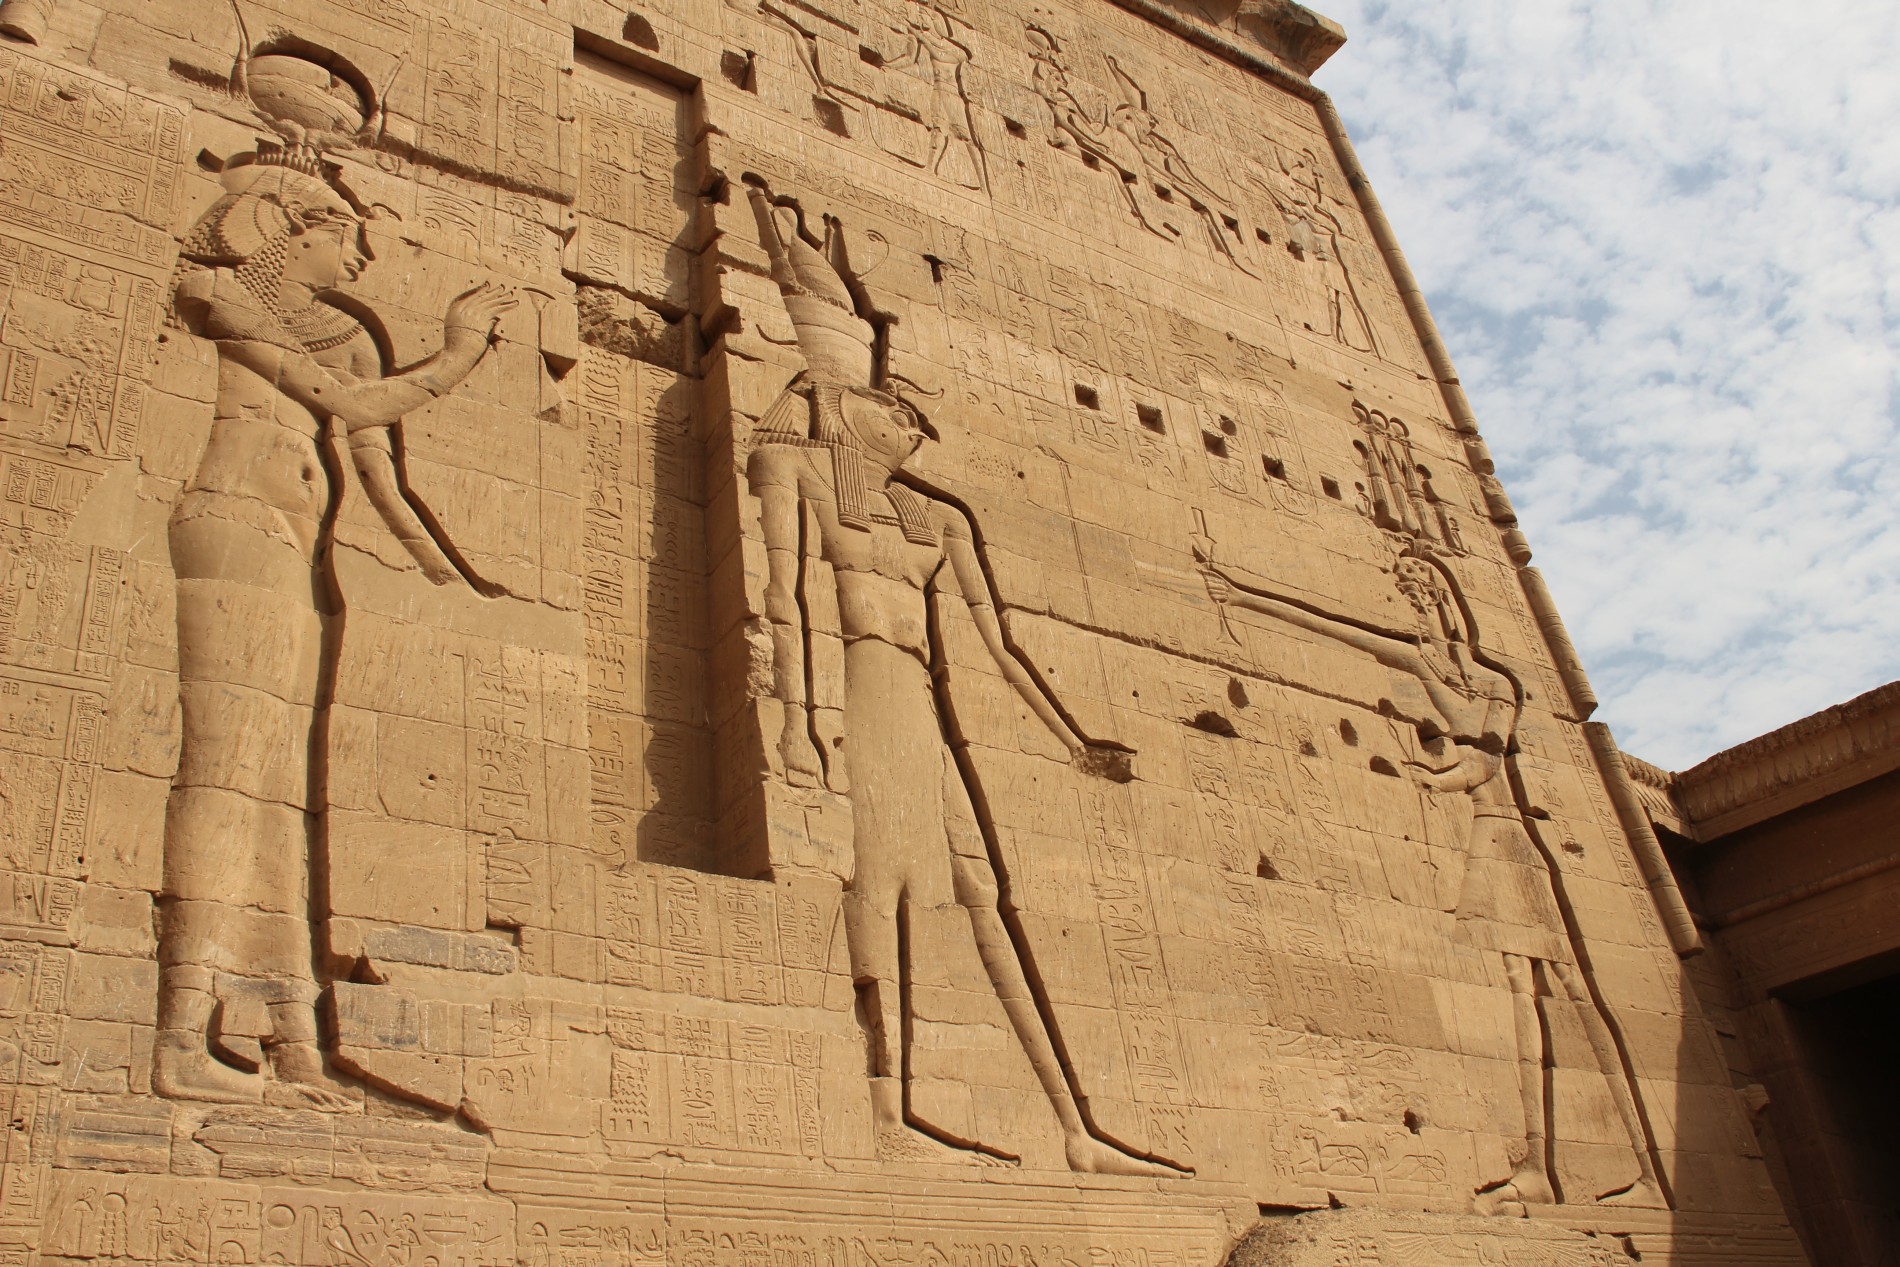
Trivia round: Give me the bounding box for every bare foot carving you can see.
[1063,1134,1192,1178]
[1473,1167,1554,1217]
[876,1125,1014,1167]
[266,1041,367,1112]
[1599,1178,1667,1208]
[153,1041,264,1104]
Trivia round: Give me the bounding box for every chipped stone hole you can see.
[1137,402,1165,434]
[1299,740,1319,757]
[1004,117,1027,138]
[1262,455,1287,480]
[1256,857,1278,881]
[1073,382,1100,410]
[1186,710,1236,738]
[1337,719,1357,746]
[1402,1108,1423,1134]
[813,98,849,137]
[621,12,659,51]
[720,49,756,92]
[1369,756,1399,778]
[1202,432,1228,458]
[1321,476,1342,499]
[859,44,885,68]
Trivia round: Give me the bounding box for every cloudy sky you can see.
[1315,1,1900,770]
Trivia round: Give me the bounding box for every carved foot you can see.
[153,1036,263,1104]
[1063,1133,1190,1177]
[876,1124,1013,1167]
[1598,1178,1667,1209]
[266,1041,365,1112]
[1472,1169,1552,1217]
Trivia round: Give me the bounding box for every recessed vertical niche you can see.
[572,50,725,874]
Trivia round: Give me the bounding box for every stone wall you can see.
[0,0,1806,1260]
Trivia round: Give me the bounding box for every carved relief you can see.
[157,42,515,1105]
[763,0,988,189]
[1350,401,1465,552]
[0,0,1805,1255]
[1199,538,1669,1215]
[742,177,1183,1175]
[1025,25,1252,270]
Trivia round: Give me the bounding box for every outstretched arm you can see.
[1202,563,1431,679]
[943,516,1131,780]
[331,283,516,428]
[1406,745,1499,796]
[227,284,515,431]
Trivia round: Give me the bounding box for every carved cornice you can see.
[1232,0,1346,76]
[1672,680,1900,839]
[1617,750,1687,836]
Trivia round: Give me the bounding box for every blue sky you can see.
[1316,0,1900,769]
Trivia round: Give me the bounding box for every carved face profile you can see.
[181,164,361,271]
[279,212,369,289]
[840,387,928,473]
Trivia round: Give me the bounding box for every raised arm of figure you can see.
[227,283,516,431]
[1202,563,1432,680]
[943,513,1132,781]
[331,283,517,427]
[750,448,825,784]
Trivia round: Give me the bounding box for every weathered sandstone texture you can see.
[0,0,1805,1261]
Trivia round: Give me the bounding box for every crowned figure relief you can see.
[156,39,512,1104]
[743,176,1186,1174]
[1200,541,1668,1214]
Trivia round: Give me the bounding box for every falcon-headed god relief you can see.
[743,176,1187,1175]
[1198,540,1668,1215]
[157,42,513,1105]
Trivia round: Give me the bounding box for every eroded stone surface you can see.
[0,0,1806,1261]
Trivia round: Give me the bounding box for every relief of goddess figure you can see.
[159,138,512,1103]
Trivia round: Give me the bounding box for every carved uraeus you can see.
[741,176,1184,1175]
[157,42,514,1107]
[1350,401,1465,552]
[1024,25,1252,272]
[1196,536,1670,1216]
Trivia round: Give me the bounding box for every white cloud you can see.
[1318,0,1900,768]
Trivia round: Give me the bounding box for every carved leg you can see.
[1550,960,1668,1208]
[152,964,260,1103]
[264,989,362,1111]
[1477,951,1555,1213]
[944,757,1185,1177]
[842,887,904,1084]
[161,515,335,1102]
[0,0,52,43]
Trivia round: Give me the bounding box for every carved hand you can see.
[443,281,517,342]
[1200,566,1234,607]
